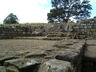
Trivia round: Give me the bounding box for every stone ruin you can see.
[71,18,96,39]
[0,39,96,72]
[0,39,86,72]
[0,18,96,40]
[0,18,96,72]
[0,23,68,40]
[0,25,46,39]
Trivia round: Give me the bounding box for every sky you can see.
[90,0,96,18]
[0,0,95,23]
[0,0,51,23]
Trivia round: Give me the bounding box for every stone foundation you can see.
[0,39,86,72]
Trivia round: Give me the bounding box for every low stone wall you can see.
[0,25,46,39]
[0,23,68,39]
[71,18,96,39]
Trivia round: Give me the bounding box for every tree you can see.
[3,13,19,24]
[47,0,92,23]
[75,0,92,20]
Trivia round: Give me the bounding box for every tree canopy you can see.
[47,0,92,23]
[3,13,19,24]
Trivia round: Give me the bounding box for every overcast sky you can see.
[0,0,95,23]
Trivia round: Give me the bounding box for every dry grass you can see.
[0,23,49,27]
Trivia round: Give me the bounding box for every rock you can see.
[4,58,42,72]
[6,66,19,72]
[47,32,66,37]
[86,40,96,46]
[38,59,72,72]
[0,56,18,65]
[25,50,47,58]
[84,46,96,58]
[85,40,96,58]
[54,39,78,48]
[55,50,82,72]
[0,66,6,72]
[54,39,85,72]
[56,50,79,62]
[71,18,96,39]
[43,37,64,40]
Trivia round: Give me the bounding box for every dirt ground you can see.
[0,39,57,57]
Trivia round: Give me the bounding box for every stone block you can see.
[0,66,6,72]
[4,58,42,72]
[38,59,72,72]
[0,56,18,65]
[54,39,85,72]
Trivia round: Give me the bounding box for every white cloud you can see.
[0,0,51,23]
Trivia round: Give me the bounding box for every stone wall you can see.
[71,18,96,39]
[1,18,96,39]
[0,23,68,39]
[0,25,46,39]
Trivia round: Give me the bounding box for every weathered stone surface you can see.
[0,56,18,65]
[42,37,65,40]
[86,40,96,45]
[0,66,6,72]
[47,32,66,37]
[54,39,85,72]
[4,58,42,72]
[38,59,72,72]
[6,66,19,72]
[71,18,96,39]
[54,39,85,48]
[85,46,96,58]
[25,50,47,58]
[0,25,46,39]
[85,40,96,58]
[0,39,88,72]
[55,50,82,72]
[82,40,96,72]
[0,23,68,39]
[56,50,79,62]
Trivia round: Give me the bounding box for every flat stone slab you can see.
[4,58,42,69]
[25,50,47,58]
[6,66,19,72]
[56,50,79,62]
[54,39,85,49]
[0,66,6,72]
[54,39,85,72]
[87,40,96,45]
[85,46,96,58]
[38,59,72,72]
[0,56,18,65]
[84,40,96,58]
[42,37,65,40]
[55,39,85,62]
